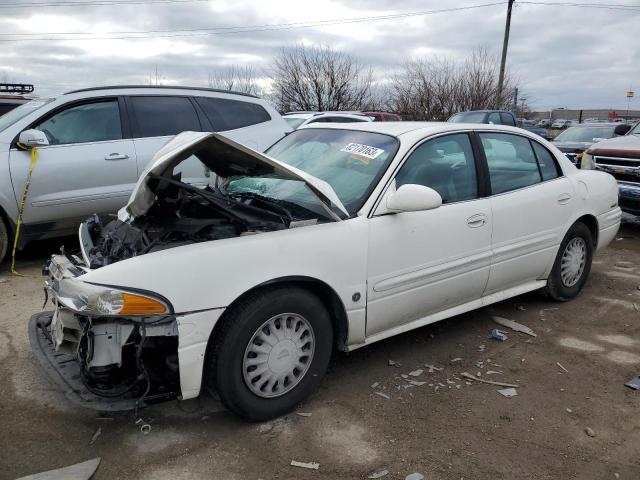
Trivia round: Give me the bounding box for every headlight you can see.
[581,152,594,169]
[55,279,170,316]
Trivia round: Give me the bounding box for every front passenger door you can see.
[366,133,492,337]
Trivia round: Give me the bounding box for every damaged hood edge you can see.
[119,131,349,222]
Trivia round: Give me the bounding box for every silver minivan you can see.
[0,86,292,263]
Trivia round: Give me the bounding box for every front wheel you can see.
[545,222,593,301]
[207,286,333,421]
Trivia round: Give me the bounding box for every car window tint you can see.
[395,133,478,204]
[36,100,122,145]
[195,97,270,131]
[532,141,560,181]
[500,112,516,126]
[480,132,542,194]
[130,96,200,138]
[487,112,501,124]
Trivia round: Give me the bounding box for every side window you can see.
[500,112,516,126]
[35,100,122,145]
[130,96,200,138]
[487,112,501,124]
[480,133,541,194]
[395,133,478,204]
[532,141,561,180]
[195,97,270,131]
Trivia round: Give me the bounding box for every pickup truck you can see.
[448,110,551,140]
[581,121,640,215]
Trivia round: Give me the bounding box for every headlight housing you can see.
[55,279,170,317]
[581,151,594,170]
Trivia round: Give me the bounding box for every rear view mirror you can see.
[614,124,631,136]
[386,184,443,212]
[18,129,49,149]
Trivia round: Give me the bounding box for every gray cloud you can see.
[0,0,638,110]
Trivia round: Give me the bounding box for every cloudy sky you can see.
[0,0,638,111]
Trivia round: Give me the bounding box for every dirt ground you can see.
[1,216,639,480]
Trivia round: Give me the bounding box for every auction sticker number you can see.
[340,143,385,160]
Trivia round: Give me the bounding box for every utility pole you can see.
[496,0,515,109]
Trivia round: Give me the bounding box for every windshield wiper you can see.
[227,191,293,224]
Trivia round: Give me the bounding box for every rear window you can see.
[449,112,487,123]
[130,96,201,138]
[195,97,271,131]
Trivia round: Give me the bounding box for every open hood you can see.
[120,131,349,221]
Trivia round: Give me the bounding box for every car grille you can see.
[594,156,640,184]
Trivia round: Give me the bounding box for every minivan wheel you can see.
[545,222,593,301]
[0,217,9,264]
[208,286,333,421]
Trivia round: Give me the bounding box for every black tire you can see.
[0,216,9,265]
[545,222,593,301]
[206,286,333,421]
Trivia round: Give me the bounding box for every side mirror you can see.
[614,124,631,136]
[18,129,49,148]
[386,184,443,212]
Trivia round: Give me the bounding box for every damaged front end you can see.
[30,255,180,410]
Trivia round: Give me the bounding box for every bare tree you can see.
[271,45,373,112]
[390,47,517,120]
[208,64,261,96]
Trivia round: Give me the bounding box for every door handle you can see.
[557,193,572,205]
[104,153,129,161]
[467,213,487,228]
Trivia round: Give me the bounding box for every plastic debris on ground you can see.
[492,316,537,337]
[450,357,462,363]
[296,412,312,417]
[408,369,423,377]
[89,427,102,445]
[15,458,101,480]
[374,391,390,400]
[624,376,640,390]
[556,362,569,373]
[497,387,518,397]
[491,329,509,341]
[367,469,390,478]
[405,473,425,480]
[424,364,443,373]
[388,360,401,367]
[585,427,596,437]
[461,372,519,388]
[291,460,320,470]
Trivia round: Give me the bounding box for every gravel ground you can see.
[1,216,639,480]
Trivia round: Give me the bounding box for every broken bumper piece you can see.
[29,311,177,411]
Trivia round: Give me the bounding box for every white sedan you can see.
[31,122,621,420]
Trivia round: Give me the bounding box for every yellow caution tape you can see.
[11,146,38,276]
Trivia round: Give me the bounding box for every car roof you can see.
[64,85,258,98]
[301,121,531,138]
[568,123,619,127]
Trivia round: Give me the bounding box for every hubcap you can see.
[242,313,315,398]
[560,237,587,287]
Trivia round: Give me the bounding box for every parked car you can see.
[537,119,552,128]
[0,85,291,264]
[551,119,570,129]
[362,111,402,121]
[552,123,622,166]
[582,121,640,215]
[283,111,373,129]
[0,83,35,116]
[448,110,550,139]
[30,122,621,420]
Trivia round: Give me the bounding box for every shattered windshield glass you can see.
[226,128,399,215]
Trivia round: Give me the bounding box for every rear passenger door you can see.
[127,96,208,185]
[478,131,574,294]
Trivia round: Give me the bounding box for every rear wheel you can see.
[0,217,9,264]
[545,222,593,301]
[207,286,333,421]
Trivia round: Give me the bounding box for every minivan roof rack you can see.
[64,85,259,98]
[0,83,35,94]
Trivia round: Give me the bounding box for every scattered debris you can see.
[556,362,569,373]
[367,469,389,479]
[408,369,423,377]
[497,388,518,398]
[374,391,391,400]
[401,374,408,379]
[491,329,508,342]
[291,460,320,470]
[450,357,462,363]
[585,427,596,438]
[461,372,519,388]
[424,364,443,373]
[296,412,312,417]
[407,380,426,386]
[624,376,640,390]
[486,370,503,375]
[388,360,401,367]
[371,382,380,389]
[201,416,210,421]
[492,316,537,337]
[89,427,102,445]
[566,408,573,413]
[478,344,486,352]
[140,424,151,435]
[15,458,101,480]
[405,474,425,480]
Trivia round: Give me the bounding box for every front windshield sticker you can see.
[340,143,385,160]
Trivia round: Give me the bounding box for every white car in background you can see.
[31,122,621,420]
[0,86,291,263]
[283,111,373,129]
